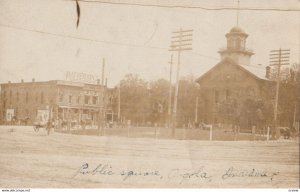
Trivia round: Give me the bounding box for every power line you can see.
[0,23,219,60]
[65,0,300,12]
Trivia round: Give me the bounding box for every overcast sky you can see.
[0,0,299,87]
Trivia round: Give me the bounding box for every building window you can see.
[226,89,230,100]
[16,92,19,102]
[92,96,97,105]
[214,90,219,103]
[84,95,89,104]
[59,92,64,102]
[69,95,72,104]
[3,91,6,99]
[26,92,29,103]
[77,96,81,104]
[41,92,44,104]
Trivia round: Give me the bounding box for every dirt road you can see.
[0,126,298,188]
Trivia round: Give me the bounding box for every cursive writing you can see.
[72,163,279,184]
[222,166,278,181]
[73,163,162,181]
[72,163,115,178]
[168,166,212,184]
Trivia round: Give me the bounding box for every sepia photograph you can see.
[0,0,299,190]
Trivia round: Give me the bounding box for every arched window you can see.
[227,38,234,49]
[235,38,241,50]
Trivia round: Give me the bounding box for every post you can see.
[209,125,212,141]
[274,51,281,139]
[118,84,121,122]
[267,126,270,141]
[195,96,199,124]
[252,125,256,141]
[127,121,130,137]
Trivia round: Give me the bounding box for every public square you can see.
[0,126,298,188]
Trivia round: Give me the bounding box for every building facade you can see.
[0,79,110,127]
[196,26,275,130]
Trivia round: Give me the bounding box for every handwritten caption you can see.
[72,163,279,184]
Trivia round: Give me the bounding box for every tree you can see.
[119,74,149,125]
[148,79,170,126]
[177,75,199,127]
[277,63,300,128]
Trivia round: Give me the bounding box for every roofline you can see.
[0,80,105,87]
[196,58,274,84]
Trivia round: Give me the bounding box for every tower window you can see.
[235,38,241,50]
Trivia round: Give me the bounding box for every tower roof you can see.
[226,26,248,38]
[230,26,245,33]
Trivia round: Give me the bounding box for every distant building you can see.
[196,26,275,130]
[0,79,115,126]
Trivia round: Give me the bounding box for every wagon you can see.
[33,121,53,135]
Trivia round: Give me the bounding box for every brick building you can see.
[196,26,275,130]
[0,79,111,127]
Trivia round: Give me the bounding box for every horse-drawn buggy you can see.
[33,120,53,135]
[33,109,53,135]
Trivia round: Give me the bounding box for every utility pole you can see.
[167,54,173,129]
[118,83,121,122]
[98,58,106,136]
[269,49,290,139]
[169,28,193,137]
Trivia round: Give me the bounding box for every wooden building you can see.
[0,79,109,126]
[196,26,275,130]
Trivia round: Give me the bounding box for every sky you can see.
[0,0,299,87]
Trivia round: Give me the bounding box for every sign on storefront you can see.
[65,71,98,84]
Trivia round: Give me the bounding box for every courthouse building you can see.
[196,26,275,130]
[0,79,111,126]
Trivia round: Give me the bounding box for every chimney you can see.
[97,79,100,85]
[8,81,11,84]
[32,78,35,82]
[266,66,271,79]
[21,79,24,83]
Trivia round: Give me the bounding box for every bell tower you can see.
[218,27,254,65]
[218,1,254,65]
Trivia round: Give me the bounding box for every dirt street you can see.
[0,126,298,188]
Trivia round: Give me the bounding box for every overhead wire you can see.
[64,0,300,12]
[0,23,219,60]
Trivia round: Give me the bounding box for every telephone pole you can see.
[169,28,193,137]
[269,48,290,139]
[98,58,106,136]
[167,54,173,129]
